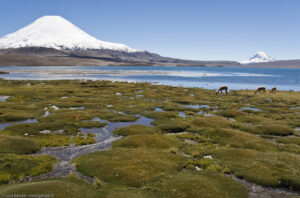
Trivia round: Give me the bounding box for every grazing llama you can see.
[270,87,277,94]
[216,86,228,95]
[255,87,266,94]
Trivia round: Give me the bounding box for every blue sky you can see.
[0,0,299,61]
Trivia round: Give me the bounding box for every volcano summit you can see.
[0,16,139,52]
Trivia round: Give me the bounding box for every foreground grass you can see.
[0,136,40,154]
[0,154,57,185]
[0,79,300,196]
[74,148,184,188]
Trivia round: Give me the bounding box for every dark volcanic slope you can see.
[0,47,240,67]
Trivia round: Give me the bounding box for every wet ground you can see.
[32,115,154,183]
[229,175,299,198]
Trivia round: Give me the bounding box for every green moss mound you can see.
[276,137,300,146]
[191,116,234,129]
[112,124,153,136]
[0,154,57,185]
[250,124,295,136]
[0,136,40,154]
[112,134,183,149]
[0,177,161,198]
[158,120,190,133]
[217,110,245,118]
[212,148,300,190]
[0,177,98,198]
[144,111,177,120]
[92,110,139,122]
[153,171,248,198]
[74,148,184,188]
[199,128,277,152]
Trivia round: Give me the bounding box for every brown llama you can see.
[270,87,277,94]
[216,86,228,95]
[255,87,266,94]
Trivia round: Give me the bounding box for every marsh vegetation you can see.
[0,79,299,197]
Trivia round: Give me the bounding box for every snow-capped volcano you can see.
[0,15,139,52]
[241,51,275,64]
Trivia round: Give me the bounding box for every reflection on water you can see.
[0,66,299,91]
[239,107,263,112]
[179,112,186,118]
[184,104,210,109]
[0,96,9,102]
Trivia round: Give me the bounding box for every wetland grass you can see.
[0,79,299,197]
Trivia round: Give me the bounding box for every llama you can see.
[270,87,277,94]
[255,87,266,94]
[216,86,228,95]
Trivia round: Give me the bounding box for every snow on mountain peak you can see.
[241,51,275,64]
[0,15,140,52]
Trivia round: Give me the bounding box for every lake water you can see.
[0,66,299,91]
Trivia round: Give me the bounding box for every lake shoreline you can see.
[0,66,299,91]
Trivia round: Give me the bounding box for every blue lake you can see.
[0,66,299,91]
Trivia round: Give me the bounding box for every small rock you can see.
[40,130,51,134]
[51,105,60,110]
[196,166,201,171]
[203,155,213,159]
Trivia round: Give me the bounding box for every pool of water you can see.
[0,96,9,102]
[239,107,263,112]
[179,112,186,118]
[70,107,85,110]
[184,104,210,109]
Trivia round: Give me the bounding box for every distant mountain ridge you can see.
[241,52,275,64]
[0,16,240,67]
[0,47,239,66]
[0,16,299,67]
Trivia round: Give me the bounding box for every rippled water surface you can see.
[0,66,299,91]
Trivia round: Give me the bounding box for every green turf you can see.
[73,148,185,188]
[0,135,40,154]
[0,154,57,184]
[0,79,300,196]
[112,124,154,136]
[112,134,183,149]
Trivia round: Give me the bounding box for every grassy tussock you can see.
[150,171,248,198]
[112,124,154,136]
[74,148,184,188]
[0,79,300,195]
[212,148,300,190]
[112,134,183,149]
[0,154,57,184]
[0,136,40,154]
